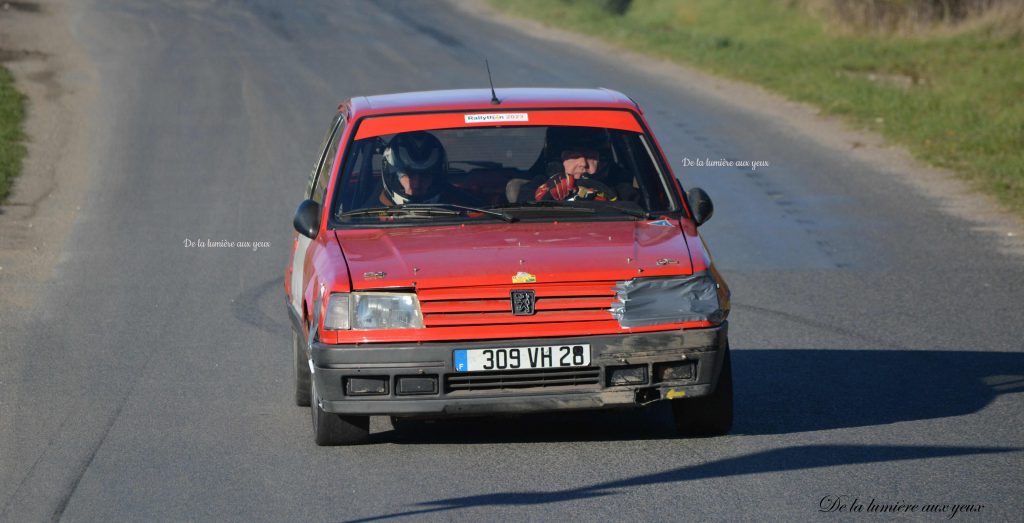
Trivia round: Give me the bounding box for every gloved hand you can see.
[574,178,618,201]
[534,162,577,201]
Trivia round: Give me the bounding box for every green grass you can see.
[491,0,1024,213]
[0,66,26,203]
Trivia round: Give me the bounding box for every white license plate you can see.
[453,345,591,372]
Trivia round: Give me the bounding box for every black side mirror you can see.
[293,199,321,239]
[686,187,714,226]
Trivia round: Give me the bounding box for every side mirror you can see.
[293,199,321,239]
[686,187,714,226]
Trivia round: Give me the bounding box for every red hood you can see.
[335,220,693,290]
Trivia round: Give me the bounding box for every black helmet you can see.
[545,126,609,157]
[540,126,612,180]
[382,131,447,204]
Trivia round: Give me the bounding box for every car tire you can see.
[671,343,733,437]
[293,330,311,407]
[389,416,407,431]
[310,380,370,446]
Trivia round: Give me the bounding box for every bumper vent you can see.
[446,367,600,393]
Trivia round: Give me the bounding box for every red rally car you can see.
[285,88,732,445]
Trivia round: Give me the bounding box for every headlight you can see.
[353,293,424,329]
[610,272,723,328]
[324,292,424,330]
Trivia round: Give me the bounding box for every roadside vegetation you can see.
[491,0,1024,214]
[0,65,26,202]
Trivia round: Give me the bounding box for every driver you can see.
[532,127,626,202]
[372,131,480,207]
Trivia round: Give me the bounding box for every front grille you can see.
[445,367,601,393]
[419,282,617,328]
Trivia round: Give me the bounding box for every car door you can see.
[287,112,345,319]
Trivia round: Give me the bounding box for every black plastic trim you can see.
[310,323,728,416]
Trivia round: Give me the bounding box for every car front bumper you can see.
[299,318,728,417]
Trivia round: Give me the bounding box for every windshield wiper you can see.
[339,203,515,223]
[496,200,650,219]
[404,203,515,223]
[495,200,597,213]
[339,206,457,219]
[602,204,651,219]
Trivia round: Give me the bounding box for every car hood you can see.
[335,220,693,290]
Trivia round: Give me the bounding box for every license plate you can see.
[453,345,591,372]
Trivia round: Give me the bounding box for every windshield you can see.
[330,123,680,226]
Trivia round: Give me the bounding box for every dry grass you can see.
[801,0,1024,36]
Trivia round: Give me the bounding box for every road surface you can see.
[1,1,1021,521]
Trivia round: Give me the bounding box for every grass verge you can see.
[0,65,27,203]
[489,0,1024,214]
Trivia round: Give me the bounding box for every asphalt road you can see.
[2,1,1022,521]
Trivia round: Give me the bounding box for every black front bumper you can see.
[303,322,728,416]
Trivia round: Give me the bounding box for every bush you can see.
[559,0,633,16]
[601,0,633,15]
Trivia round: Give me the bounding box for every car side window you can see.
[311,115,346,205]
[306,112,344,200]
[341,138,377,211]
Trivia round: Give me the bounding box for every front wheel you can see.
[292,330,311,407]
[671,343,733,437]
[310,380,370,446]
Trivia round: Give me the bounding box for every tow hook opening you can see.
[635,387,661,405]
